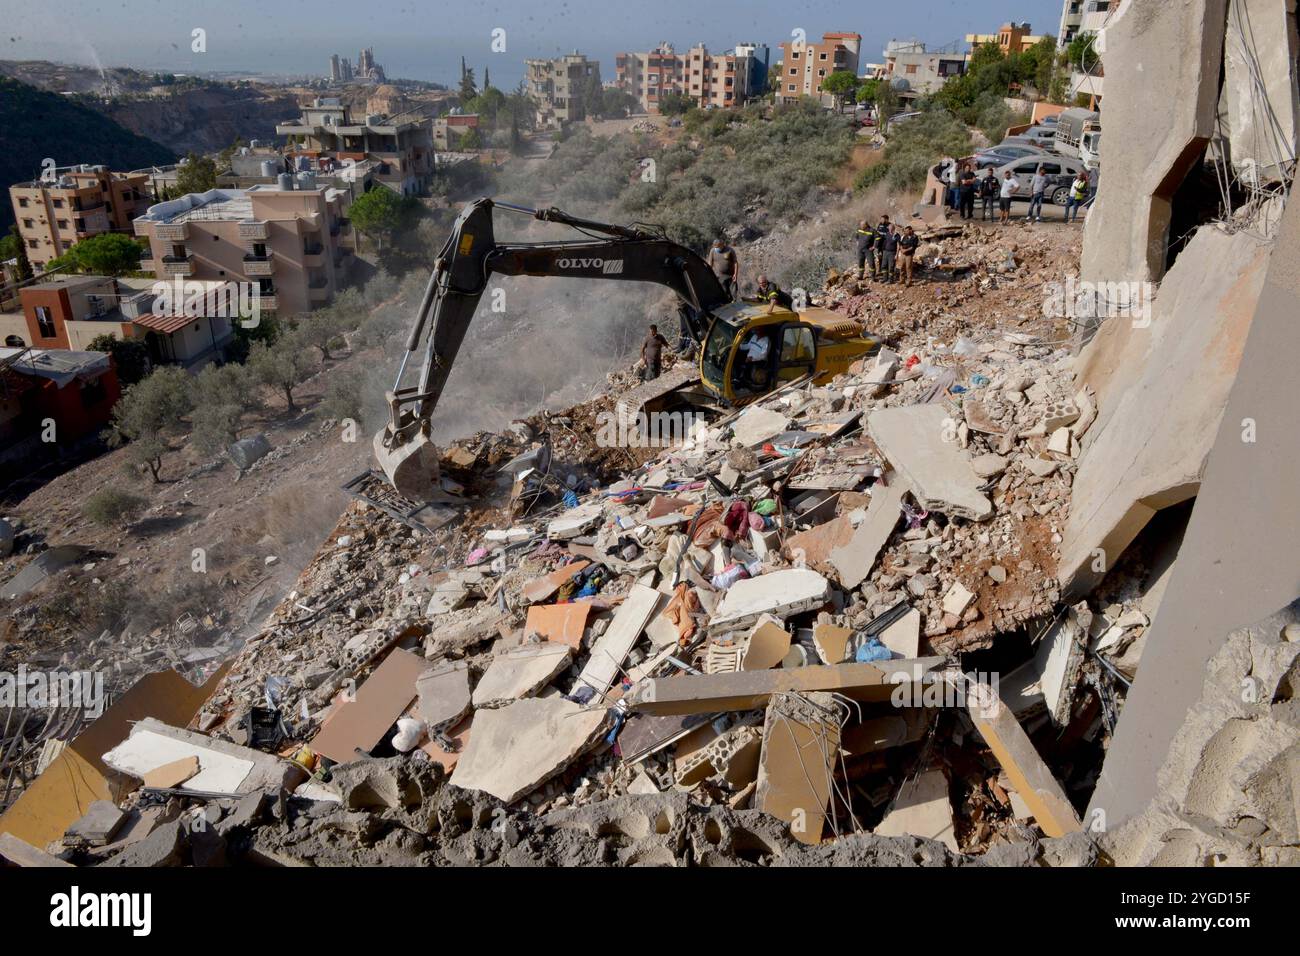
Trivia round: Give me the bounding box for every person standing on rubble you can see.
[874,215,892,281]
[898,225,919,287]
[1026,164,1048,222]
[641,323,669,381]
[855,219,878,280]
[1066,170,1090,222]
[998,169,1020,224]
[708,237,739,297]
[979,168,999,221]
[958,163,978,220]
[880,221,900,283]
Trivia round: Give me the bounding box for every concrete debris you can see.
[449,697,609,804]
[868,405,992,521]
[756,692,842,845]
[472,642,573,706]
[874,768,958,852]
[711,569,831,628]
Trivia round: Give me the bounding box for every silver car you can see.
[992,155,1089,203]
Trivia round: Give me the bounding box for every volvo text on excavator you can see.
[375,198,880,500]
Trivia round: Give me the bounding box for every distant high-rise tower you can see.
[341,57,353,81]
[329,54,341,82]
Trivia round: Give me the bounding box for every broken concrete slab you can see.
[940,581,976,617]
[415,660,473,728]
[709,568,831,629]
[756,691,841,845]
[450,697,609,804]
[868,405,992,521]
[64,800,126,846]
[731,405,789,447]
[812,621,853,665]
[104,718,298,795]
[874,768,957,852]
[840,709,931,755]
[0,832,73,867]
[627,657,943,715]
[783,513,855,568]
[742,615,792,670]
[546,503,604,541]
[829,480,906,589]
[879,608,922,659]
[472,642,573,707]
[573,583,660,697]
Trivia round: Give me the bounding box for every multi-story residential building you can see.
[1059,0,1122,104]
[880,40,967,95]
[9,165,153,271]
[525,53,601,127]
[134,180,355,328]
[275,98,434,195]
[615,42,768,112]
[433,113,481,150]
[965,22,1051,58]
[776,32,862,104]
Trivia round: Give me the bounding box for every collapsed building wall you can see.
[1062,0,1299,596]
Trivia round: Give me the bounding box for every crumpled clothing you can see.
[664,582,702,643]
[720,500,750,542]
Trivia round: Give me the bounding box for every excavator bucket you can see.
[373,426,440,502]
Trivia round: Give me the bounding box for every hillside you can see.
[0,77,175,231]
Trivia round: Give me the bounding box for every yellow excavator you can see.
[375,198,880,499]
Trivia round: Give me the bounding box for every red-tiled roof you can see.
[131,312,194,334]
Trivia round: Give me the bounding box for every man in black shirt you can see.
[958,164,978,220]
[880,223,900,283]
[979,168,998,221]
[898,225,920,286]
[641,323,669,380]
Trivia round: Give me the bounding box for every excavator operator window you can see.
[732,329,774,396]
[777,325,816,382]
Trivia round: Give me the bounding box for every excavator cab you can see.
[698,302,880,405]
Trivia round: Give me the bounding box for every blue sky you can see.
[0,0,1066,88]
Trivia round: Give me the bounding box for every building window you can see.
[57,219,68,229]
[789,68,797,76]
[906,64,918,74]
[819,52,827,60]
[52,199,64,208]
[787,84,796,92]
[17,198,28,208]
[22,219,33,228]
[35,306,56,338]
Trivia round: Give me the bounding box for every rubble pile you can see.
[0,223,1144,868]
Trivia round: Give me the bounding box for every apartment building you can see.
[880,40,968,95]
[9,165,153,271]
[615,42,769,113]
[525,53,601,127]
[965,22,1051,58]
[775,32,862,104]
[433,113,481,150]
[1059,0,1122,104]
[134,180,355,324]
[275,98,434,196]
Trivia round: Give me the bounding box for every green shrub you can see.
[83,486,147,526]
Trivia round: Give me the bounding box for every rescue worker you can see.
[874,215,892,281]
[1065,170,1089,223]
[855,220,877,280]
[898,225,920,287]
[708,238,739,296]
[756,274,793,309]
[641,323,669,380]
[880,221,900,283]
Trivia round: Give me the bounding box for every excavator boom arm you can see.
[376,197,729,498]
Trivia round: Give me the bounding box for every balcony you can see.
[243,253,274,276]
[252,293,277,311]
[154,222,189,241]
[238,221,269,240]
[161,254,194,276]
